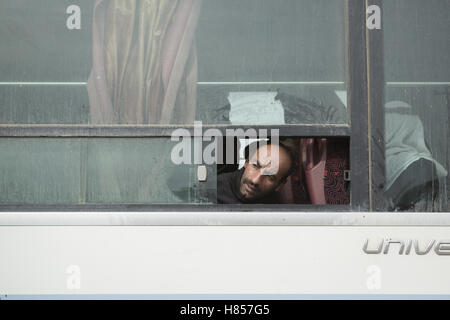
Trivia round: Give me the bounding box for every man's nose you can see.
[250,171,263,185]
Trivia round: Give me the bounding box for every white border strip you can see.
[0,212,450,226]
[3,294,450,300]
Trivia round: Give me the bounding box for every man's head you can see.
[239,142,294,201]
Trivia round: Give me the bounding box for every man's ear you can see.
[244,160,249,169]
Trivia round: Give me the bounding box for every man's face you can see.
[239,144,291,201]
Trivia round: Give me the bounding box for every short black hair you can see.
[244,139,296,181]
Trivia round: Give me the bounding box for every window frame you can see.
[0,0,370,213]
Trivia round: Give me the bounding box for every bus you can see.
[0,0,449,299]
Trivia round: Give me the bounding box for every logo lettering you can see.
[363,239,450,256]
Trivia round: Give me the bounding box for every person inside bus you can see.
[217,141,295,204]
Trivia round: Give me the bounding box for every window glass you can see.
[0,138,83,204]
[0,0,92,124]
[0,0,352,210]
[383,0,450,211]
[196,0,347,125]
[0,0,347,125]
[0,138,217,205]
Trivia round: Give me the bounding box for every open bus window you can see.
[216,137,350,205]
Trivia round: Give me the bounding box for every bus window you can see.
[0,0,347,126]
[0,0,366,212]
[383,0,450,211]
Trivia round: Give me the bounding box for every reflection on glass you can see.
[196,0,347,125]
[0,138,216,205]
[384,0,450,211]
[0,0,346,125]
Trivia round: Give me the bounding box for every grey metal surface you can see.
[0,212,449,226]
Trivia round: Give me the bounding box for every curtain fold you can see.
[87,0,202,124]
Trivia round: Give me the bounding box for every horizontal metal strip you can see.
[197,81,345,85]
[0,204,351,213]
[386,82,450,86]
[0,81,345,86]
[1,211,450,226]
[0,125,351,137]
[0,81,448,86]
